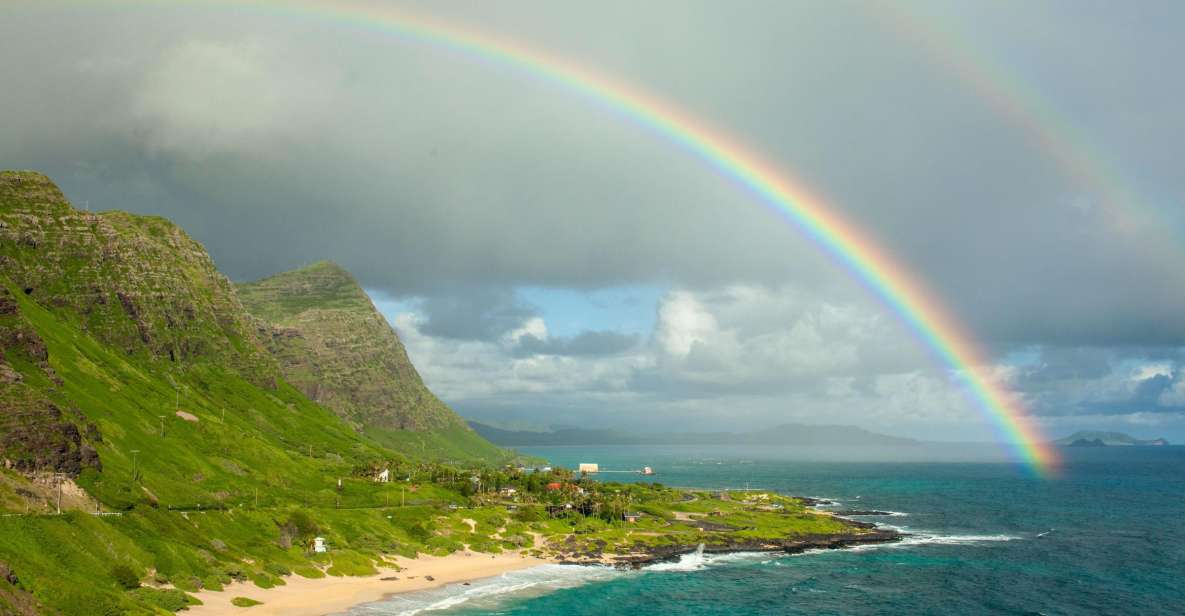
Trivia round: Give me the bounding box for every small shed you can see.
[375,469,390,483]
[313,537,328,553]
[622,512,642,523]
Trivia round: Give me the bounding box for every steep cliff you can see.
[0,171,277,386]
[0,171,397,509]
[237,262,503,460]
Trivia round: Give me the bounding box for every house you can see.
[578,463,599,474]
[375,469,390,483]
[546,482,563,491]
[499,487,518,497]
[313,537,328,553]
[622,512,642,523]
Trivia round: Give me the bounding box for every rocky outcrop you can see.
[237,261,465,431]
[559,526,902,569]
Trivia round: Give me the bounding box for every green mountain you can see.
[0,171,890,616]
[0,171,503,613]
[237,261,506,462]
[470,421,919,447]
[1054,431,1169,446]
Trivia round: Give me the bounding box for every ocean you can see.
[347,444,1185,615]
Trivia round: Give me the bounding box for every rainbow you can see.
[875,4,1182,251]
[135,0,1060,474]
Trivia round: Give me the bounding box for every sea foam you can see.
[349,564,619,615]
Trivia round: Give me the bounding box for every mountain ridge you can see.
[237,260,458,431]
[470,421,919,447]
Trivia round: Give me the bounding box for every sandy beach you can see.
[185,551,552,616]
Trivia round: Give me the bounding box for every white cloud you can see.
[654,291,717,357]
[1132,362,1172,382]
[384,284,1000,436]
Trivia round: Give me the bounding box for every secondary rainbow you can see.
[875,4,1182,252]
[143,0,1061,474]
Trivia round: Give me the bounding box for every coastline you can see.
[184,551,552,616]
[183,505,899,615]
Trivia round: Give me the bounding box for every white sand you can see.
[185,551,551,616]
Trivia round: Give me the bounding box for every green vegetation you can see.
[0,172,880,615]
[237,260,514,462]
[366,424,511,465]
[231,596,263,607]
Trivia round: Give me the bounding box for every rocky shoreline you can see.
[555,508,902,569]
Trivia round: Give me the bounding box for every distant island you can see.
[1055,431,1170,447]
[470,421,919,447]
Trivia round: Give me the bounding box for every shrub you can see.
[232,596,263,607]
[110,564,140,590]
[129,587,192,612]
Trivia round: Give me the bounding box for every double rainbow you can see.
[149,0,1062,474]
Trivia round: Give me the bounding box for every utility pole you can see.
[55,472,63,514]
[158,415,166,437]
[221,408,226,423]
[131,450,140,482]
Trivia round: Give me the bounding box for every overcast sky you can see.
[4,1,1185,442]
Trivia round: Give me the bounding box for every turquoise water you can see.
[348,445,1185,615]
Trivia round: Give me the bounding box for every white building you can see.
[578,463,599,474]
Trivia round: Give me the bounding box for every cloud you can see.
[129,40,341,158]
[413,288,537,341]
[5,1,1185,352]
[513,330,640,357]
[5,1,1185,439]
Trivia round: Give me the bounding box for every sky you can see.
[3,1,1185,442]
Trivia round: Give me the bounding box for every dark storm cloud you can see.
[3,0,1185,352]
[414,288,535,341]
[1077,373,1182,416]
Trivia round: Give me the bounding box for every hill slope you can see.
[0,170,403,508]
[237,262,505,462]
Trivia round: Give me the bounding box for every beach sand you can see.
[185,551,552,616]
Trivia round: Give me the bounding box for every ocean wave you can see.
[644,548,770,572]
[349,564,620,615]
[841,526,1021,552]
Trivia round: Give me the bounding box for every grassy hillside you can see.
[0,171,497,613]
[0,172,867,615]
[237,261,509,462]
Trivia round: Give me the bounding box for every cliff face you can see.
[0,171,277,387]
[0,170,276,477]
[237,261,464,432]
[0,171,400,510]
